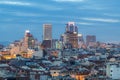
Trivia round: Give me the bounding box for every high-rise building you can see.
[23,30,35,49]
[86,35,96,46]
[78,34,84,42]
[43,24,52,40]
[52,39,58,49]
[63,22,78,48]
[78,34,85,48]
[66,22,78,33]
[42,24,52,48]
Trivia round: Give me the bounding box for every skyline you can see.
[0,0,120,43]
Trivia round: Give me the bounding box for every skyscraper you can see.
[78,34,84,42]
[78,34,85,48]
[66,22,78,33]
[23,30,35,49]
[43,24,52,40]
[42,24,52,48]
[63,22,78,48]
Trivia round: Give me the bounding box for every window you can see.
[110,74,112,76]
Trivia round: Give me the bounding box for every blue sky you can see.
[0,0,120,43]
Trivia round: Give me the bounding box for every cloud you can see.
[11,12,45,17]
[53,0,84,2]
[104,13,120,17]
[77,3,108,11]
[77,22,94,25]
[0,9,45,17]
[0,1,62,11]
[38,4,63,11]
[78,6,106,10]
[0,1,33,6]
[82,18,120,23]
[0,18,13,22]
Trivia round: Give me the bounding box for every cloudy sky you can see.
[0,0,120,43]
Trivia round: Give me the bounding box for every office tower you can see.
[64,22,78,48]
[60,34,64,42]
[52,39,58,49]
[66,22,78,33]
[78,34,85,48]
[43,24,52,40]
[78,34,84,42]
[42,24,52,48]
[23,30,35,49]
[86,35,96,46]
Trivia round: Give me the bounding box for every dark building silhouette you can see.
[42,40,52,48]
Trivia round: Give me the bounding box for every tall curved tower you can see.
[64,22,78,48]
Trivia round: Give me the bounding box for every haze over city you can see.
[0,0,120,43]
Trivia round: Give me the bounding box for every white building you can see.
[78,34,84,48]
[106,61,120,79]
[32,48,43,59]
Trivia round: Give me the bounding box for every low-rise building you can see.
[106,61,120,79]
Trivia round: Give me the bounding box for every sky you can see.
[0,0,120,43]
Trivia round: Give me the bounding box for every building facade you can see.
[63,22,78,48]
[106,62,120,79]
[78,34,85,48]
[86,35,96,46]
[42,24,52,48]
[43,24,52,40]
[23,30,35,49]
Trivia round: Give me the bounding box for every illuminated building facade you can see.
[63,22,78,48]
[42,24,52,48]
[78,34,85,48]
[66,22,78,33]
[43,24,52,40]
[23,30,35,49]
